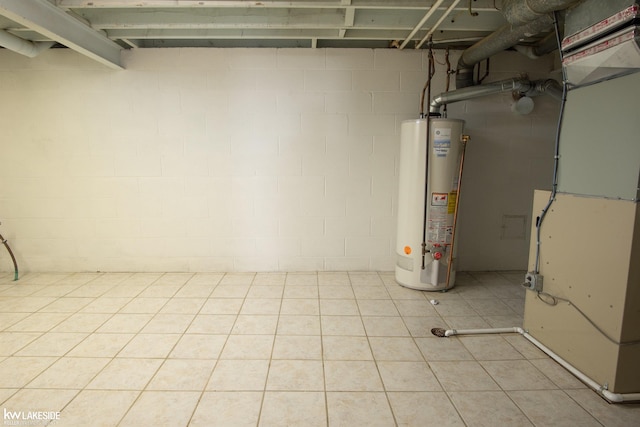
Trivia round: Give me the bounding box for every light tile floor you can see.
[0,271,639,426]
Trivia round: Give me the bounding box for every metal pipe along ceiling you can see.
[456,15,555,88]
[502,0,581,26]
[455,0,582,88]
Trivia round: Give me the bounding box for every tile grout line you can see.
[375,272,401,427]
[183,272,229,427]
[254,270,284,426]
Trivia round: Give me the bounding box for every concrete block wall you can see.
[0,47,558,272]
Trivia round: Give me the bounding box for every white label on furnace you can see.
[433,128,451,157]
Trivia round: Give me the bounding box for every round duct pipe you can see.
[514,31,561,58]
[430,77,533,114]
[502,0,581,26]
[456,15,555,88]
[455,0,581,88]
[429,77,562,115]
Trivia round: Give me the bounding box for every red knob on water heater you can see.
[433,252,442,260]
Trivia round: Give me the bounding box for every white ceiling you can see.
[0,0,532,69]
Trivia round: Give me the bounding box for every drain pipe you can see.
[0,30,54,58]
[431,326,640,403]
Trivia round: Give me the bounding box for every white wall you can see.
[456,53,561,270]
[0,47,558,273]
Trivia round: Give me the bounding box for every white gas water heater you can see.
[395,117,467,291]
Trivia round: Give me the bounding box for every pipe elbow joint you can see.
[429,96,444,115]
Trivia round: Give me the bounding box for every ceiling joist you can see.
[0,1,517,63]
[0,0,122,69]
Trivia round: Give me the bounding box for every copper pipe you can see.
[444,134,469,290]
[420,47,436,269]
[419,46,436,118]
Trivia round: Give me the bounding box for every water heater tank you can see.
[395,118,465,291]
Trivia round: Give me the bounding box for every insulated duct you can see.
[502,0,580,26]
[456,16,555,88]
[514,31,560,58]
[0,29,54,57]
[456,0,581,88]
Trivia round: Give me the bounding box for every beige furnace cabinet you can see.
[524,190,640,393]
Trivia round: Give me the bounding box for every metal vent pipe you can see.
[429,77,562,114]
[431,77,532,114]
[531,78,563,100]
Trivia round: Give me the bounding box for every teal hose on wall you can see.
[0,231,18,281]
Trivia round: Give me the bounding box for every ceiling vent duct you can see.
[561,1,640,86]
[502,0,580,25]
[456,0,581,88]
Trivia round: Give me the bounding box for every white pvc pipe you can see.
[399,0,446,50]
[430,258,439,288]
[441,327,640,403]
[444,327,523,337]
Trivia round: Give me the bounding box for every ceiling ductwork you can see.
[514,31,560,58]
[502,0,580,25]
[456,15,556,88]
[456,0,582,88]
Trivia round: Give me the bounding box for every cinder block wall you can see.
[0,48,558,272]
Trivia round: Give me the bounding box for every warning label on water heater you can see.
[432,128,451,157]
[428,193,450,244]
[447,191,457,214]
[431,193,448,206]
